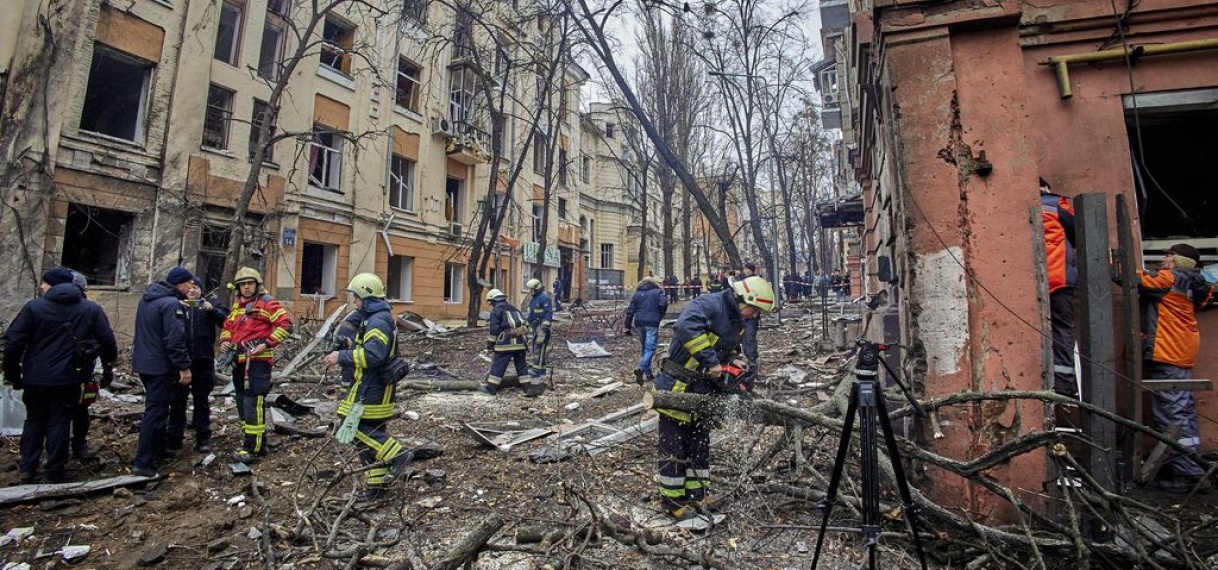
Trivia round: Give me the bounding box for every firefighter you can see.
[1138,244,1215,493]
[1041,177,1079,397]
[654,275,776,521]
[734,266,762,370]
[624,276,667,385]
[525,278,553,390]
[480,289,540,396]
[323,274,413,502]
[219,267,292,463]
[4,267,117,483]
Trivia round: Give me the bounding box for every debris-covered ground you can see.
[2,298,1216,569]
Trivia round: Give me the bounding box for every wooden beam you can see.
[1074,194,1119,514]
[1143,379,1213,392]
[1114,195,1142,487]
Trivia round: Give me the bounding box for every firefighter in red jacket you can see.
[1041,178,1078,397]
[1139,244,1215,493]
[219,267,292,463]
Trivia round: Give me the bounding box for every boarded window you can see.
[320,16,354,74]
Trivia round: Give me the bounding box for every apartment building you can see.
[0,0,596,329]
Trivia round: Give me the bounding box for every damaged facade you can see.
[0,0,647,331]
[818,0,1218,520]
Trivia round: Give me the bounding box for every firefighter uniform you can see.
[1042,185,1078,397]
[1139,246,1215,483]
[525,280,553,382]
[334,274,412,497]
[220,268,292,461]
[482,290,540,396]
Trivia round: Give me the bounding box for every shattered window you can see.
[444,263,463,303]
[396,58,422,112]
[387,256,413,301]
[389,154,415,211]
[214,1,243,65]
[62,203,135,287]
[320,16,354,74]
[202,84,234,150]
[249,99,276,162]
[308,125,342,191]
[79,45,152,142]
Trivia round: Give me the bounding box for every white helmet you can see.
[485,288,506,302]
[525,278,542,291]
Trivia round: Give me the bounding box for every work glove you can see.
[486,341,496,352]
[101,365,114,389]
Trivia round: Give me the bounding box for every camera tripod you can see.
[810,339,929,570]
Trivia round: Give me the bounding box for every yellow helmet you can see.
[525,278,542,291]
[485,288,506,302]
[731,276,777,313]
[233,267,263,285]
[347,273,386,299]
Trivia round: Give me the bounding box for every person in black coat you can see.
[624,277,668,384]
[66,271,115,461]
[166,277,228,453]
[3,267,117,483]
[130,267,195,478]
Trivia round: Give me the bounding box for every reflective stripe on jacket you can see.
[1042,193,1076,292]
[488,300,528,352]
[654,289,744,422]
[1140,266,1215,368]
[220,293,292,361]
[337,298,397,420]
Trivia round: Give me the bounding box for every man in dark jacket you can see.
[4,267,117,483]
[66,271,115,461]
[166,277,228,453]
[480,289,539,396]
[654,275,776,521]
[525,278,553,388]
[130,267,195,478]
[624,276,668,385]
[323,274,413,502]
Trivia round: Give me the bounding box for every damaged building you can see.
[817,0,1218,518]
[0,0,654,331]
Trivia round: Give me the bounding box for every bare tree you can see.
[562,0,744,268]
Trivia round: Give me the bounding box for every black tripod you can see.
[810,339,930,570]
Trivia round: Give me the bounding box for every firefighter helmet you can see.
[233,267,263,285]
[347,273,386,299]
[731,276,777,313]
[485,288,506,302]
[525,278,542,291]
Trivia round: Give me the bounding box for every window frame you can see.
[532,204,543,241]
[202,84,235,150]
[257,18,285,80]
[214,1,244,66]
[320,15,354,75]
[61,203,136,288]
[79,44,153,143]
[600,243,614,269]
[387,255,414,301]
[581,154,591,184]
[300,241,338,295]
[308,125,343,192]
[395,57,422,112]
[388,154,416,212]
[249,99,277,162]
[444,263,464,303]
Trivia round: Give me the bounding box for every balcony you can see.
[444,120,491,164]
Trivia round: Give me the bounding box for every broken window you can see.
[444,263,463,303]
[403,0,426,25]
[320,16,354,75]
[387,255,413,301]
[202,84,234,150]
[533,204,543,241]
[396,58,422,112]
[308,125,342,191]
[214,1,243,65]
[300,242,337,295]
[452,7,474,60]
[389,154,415,211]
[558,148,568,186]
[533,131,547,175]
[249,99,276,162]
[62,203,135,288]
[196,224,230,294]
[258,20,284,80]
[1125,89,1218,247]
[558,198,567,219]
[449,65,480,125]
[600,243,614,269]
[445,177,462,224]
[266,0,290,17]
[79,45,152,142]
